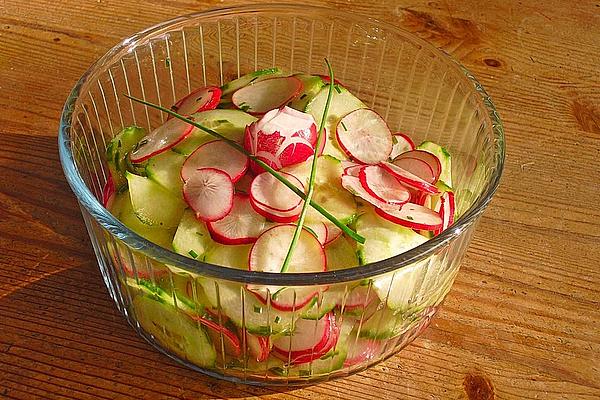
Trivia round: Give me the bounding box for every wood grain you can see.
[1,0,599,399]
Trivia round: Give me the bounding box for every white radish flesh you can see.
[379,161,440,194]
[232,76,303,115]
[181,140,249,183]
[130,118,194,162]
[375,203,443,231]
[336,109,393,164]
[183,168,234,222]
[206,194,267,245]
[359,165,411,205]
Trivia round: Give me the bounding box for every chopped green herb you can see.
[406,215,414,221]
[300,93,307,99]
[165,58,170,68]
[253,305,263,314]
[249,76,259,83]
[392,135,398,144]
[299,370,311,377]
[215,119,230,124]
[195,231,204,237]
[274,316,281,324]
[334,85,342,94]
[239,103,251,112]
[188,249,199,259]
[340,121,348,131]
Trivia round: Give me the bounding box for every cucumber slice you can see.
[416,141,452,187]
[305,85,366,160]
[106,126,146,189]
[221,67,283,97]
[300,290,340,320]
[283,156,357,224]
[172,209,216,260]
[126,172,185,228]
[197,278,297,335]
[358,306,417,340]
[204,244,252,269]
[132,295,216,367]
[288,74,325,111]
[118,190,175,248]
[172,109,257,156]
[145,151,185,199]
[325,235,359,271]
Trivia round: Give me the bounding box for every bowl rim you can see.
[58,3,505,286]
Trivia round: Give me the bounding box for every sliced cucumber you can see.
[126,172,185,228]
[283,156,357,224]
[172,209,216,260]
[305,85,366,160]
[106,126,146,189]
[417,141,452,188]
[288,74,325,112]
[197,278,296,335]
[204,244,252,269]
[221,67,283,97]
[358,306,416,340]
[132,295,216,367]
[145,150,185,199]
[172,109,257,156]
[300,290,340,320]
[325,235,359,271]
[118,190,175,248]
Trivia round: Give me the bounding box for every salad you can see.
[103,67,457,379]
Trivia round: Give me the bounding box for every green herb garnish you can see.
[280,59,336,273]
[334,85,342,94]
[124,94,365,244]
[340,121,348,131]
[188,249,198,259]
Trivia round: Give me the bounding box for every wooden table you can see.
[1,0,599,398]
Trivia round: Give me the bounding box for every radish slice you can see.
[341,285,378,311]
[390,132,415,159]
[272,312,338,364]
[394,149,441,183]
[336,109,393,164]
[190,315,241,357]
[434,191,455,235]
[375,203,443,230]
[249,225,326,274]
[305,222,328,246]
[343,338,382,367]
[359,165,411,205]
[342,161,363,177]
[393,157,436,185]
[206,194,267,245]
[323,222,342,245]
[250,171,304,212]
[341,175,390,210]
[379,161,440,194]
[130,118,194,162]
[171,86,221,116]
[317,74,343,86]
[232,76,303,115]
[181,140,249,183]
[183,168,234,222]
[250,201,302,223]
[245,332,271,362]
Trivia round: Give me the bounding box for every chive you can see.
[300,93,307,99]
[215,119,229,123]
[124,95,365,244]
[340,121,348,131]
[406,215,414,220]
[334,85,342,94]
[253,305,262,314]
[280,59,336,273]
[188,249,198,258]
[195,231,204,237]
[274,316,281,324]
[165,58,171,68]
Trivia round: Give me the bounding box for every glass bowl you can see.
[58,4,504,386]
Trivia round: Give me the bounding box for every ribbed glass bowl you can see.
[58,4,504,386]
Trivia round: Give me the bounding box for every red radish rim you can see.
[190,315,241,357]
[358,165,411,205]
[434,191,455,235]
[183,167,234,222]
[393,132,415,150]
[171,86,221,117]
[323,223,343,245]
[341,286,377,310]
[245,332,271,362]
[394,149,442,183]
[206,193,265,245]
[181,140,249,183]
[249,200,301,223]
[102,173,115,208]
[379,161,440,194]
[232,76,303,115]
[249,288,319,312]
[375,203,442,231]
[130,118,194,163]
[343,338,382,367]
[336,108,393,164]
